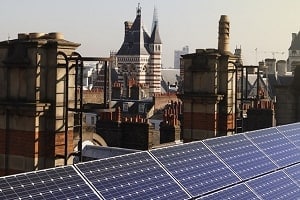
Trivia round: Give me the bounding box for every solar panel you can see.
[203,134,277,180]
[0,165,100,200]
[245,127,300,167]
[196,183,259,200]
[150,141,240,197]
[284,163,300,185]
[277,123,300,148]
[246,170,300,199]
[75,151,190,200]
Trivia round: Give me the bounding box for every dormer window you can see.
[123,103,128,112]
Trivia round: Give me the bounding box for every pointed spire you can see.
[136,3,141,16]
[150,6,162,44]
[151,6,158,33]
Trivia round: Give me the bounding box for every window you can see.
[138,103,145,113]
[123,103,128,112]
[91,116,95,125]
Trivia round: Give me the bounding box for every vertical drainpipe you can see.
[104,61,107,108]
[108,60,112,109]
[191,99,194,141]
[234,64,238,133]
[256,68,260,101]
[79,59,83,162]
[5,109,9,175]
[5,63,10,175]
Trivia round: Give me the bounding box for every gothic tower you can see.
[116,4,162,98]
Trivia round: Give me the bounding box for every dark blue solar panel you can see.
[246,170,300,199]
[0,166,100,200]
[150,141,240,197]
[203,134,277,180]
[197,183,259,200]
[245,127,300,167]
[75,151,190,200]
[284,163,300,185]
[277,123,300,148]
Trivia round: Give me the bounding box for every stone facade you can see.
[0,32,79,176]
[179,15,237,141]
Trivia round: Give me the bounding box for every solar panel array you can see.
[203,133,277,180]
[75,151,190,200]
[1,122,300,199]
[150,141,240,197]
[0,165,100,200]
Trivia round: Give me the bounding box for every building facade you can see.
[116,5,162,97]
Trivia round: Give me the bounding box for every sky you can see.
[1,0,300,68]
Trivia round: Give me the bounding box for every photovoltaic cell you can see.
[203,134,277,180]
[284,163,300,185]
[277,122,300,148]
[75,151,190,200]
[150,141,240,197]
[246,170,300,199]
[0,165,100,200]
[245,127,300,167]
[196,183,259,200]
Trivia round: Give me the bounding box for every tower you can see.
[116,5,162,98]
[149,6,162,94]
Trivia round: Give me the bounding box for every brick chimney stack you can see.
[218,15,230,53]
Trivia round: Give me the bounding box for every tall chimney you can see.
[218,15,230,53]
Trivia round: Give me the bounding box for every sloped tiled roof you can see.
[117,7,150,55]
[117,6,162,56]
[150,22,162,44]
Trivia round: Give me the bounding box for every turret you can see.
[150,7,162,54]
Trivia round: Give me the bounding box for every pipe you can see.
[104,61,107,108]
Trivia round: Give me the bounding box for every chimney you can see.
[218,15,230,53]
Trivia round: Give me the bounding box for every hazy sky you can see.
[1,0,299,68]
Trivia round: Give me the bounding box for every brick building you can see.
[0,32,79,176]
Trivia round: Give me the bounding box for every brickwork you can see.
[153,93,181,110]
[82,89,104,104]
[0,32,79,176]
[54,131,74,157]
